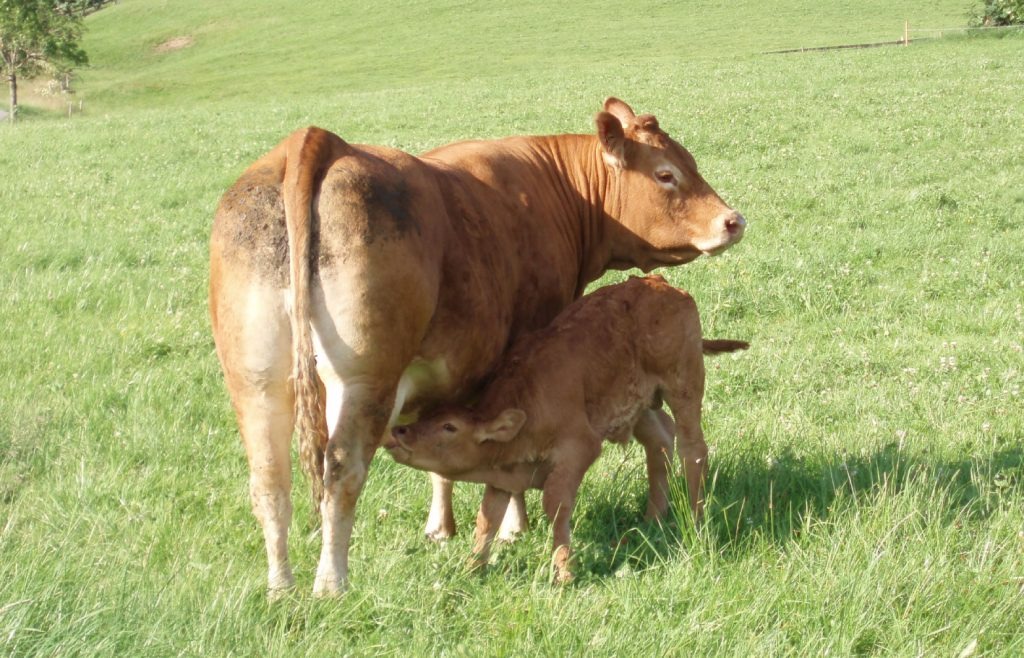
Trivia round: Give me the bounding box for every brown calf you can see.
[386,276,748,582]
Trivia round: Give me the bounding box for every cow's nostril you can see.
[393,426,408,436]
[725,213,745,235]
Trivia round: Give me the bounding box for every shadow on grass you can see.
[501,441,1023,583]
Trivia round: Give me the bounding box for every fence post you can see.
[904,21,910,45]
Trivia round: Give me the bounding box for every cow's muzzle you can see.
[698,210,745,255]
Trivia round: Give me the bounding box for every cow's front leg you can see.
[497,492,529,541]
[313,380,393,596]
[424,472,456,540]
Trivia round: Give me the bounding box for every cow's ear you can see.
[603,97,637,125]
[636,113,659,132]
[474,409,527,443]
[595,111,626,168]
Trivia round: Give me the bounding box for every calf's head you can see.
[385,408,527,475]
[596,97,745,270]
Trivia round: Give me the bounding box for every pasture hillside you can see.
[1,0,1022,656]
[76,0,969,111]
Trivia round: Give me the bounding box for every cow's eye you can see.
[442,423,458,433]
[655,170,676,185]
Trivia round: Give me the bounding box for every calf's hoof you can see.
[467,555,489,573]
[554,568,575,585]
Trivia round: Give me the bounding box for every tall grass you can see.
[1,0,1022,655]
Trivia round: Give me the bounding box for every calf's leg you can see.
[632,408,674,520]
[425,473,456,540]
[542,437,600,583]
[664,382,708,525]
[663,344,709,525]
[470,485,512,571]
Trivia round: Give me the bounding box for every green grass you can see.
[2,0,1023,655]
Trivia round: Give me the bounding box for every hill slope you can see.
[78,0,969,112]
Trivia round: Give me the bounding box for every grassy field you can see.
[2,0,1023,655]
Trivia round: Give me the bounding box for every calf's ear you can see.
[474,409,527,443]
[595,111,626,169]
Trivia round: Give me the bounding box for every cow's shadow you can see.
[490,442,1023,583]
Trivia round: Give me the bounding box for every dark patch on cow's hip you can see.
[326,168,419,248]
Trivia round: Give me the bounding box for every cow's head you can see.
[384,408,527,475]
[596,97,745,271]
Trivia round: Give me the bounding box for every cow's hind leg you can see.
[213,286,297,595]
[425,478,527,543]
[313,378,396,596]
[234,379,295,594]
[497,492,529,542]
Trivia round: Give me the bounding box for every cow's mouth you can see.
[701,243,733,257]
[695,228,744,258]
[651,247,702,268]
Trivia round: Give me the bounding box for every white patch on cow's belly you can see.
[390,357,451,427]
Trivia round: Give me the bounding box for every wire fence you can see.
[910,23,1024,37]
[765,20,1024,55]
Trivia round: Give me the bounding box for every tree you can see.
[970,0,1024,25]
[0,0,87,123]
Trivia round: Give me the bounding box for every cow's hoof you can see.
[497,527,524,543]
[312,579,345,598]
[266,567,295,601]
[424,526,455,542]
[267,584,294,602]
[312,569,346,597]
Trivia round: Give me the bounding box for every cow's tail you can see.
[702,339,750,356]
[281,126,347,512]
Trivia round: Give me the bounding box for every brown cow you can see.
[385,276,749,582]
[208,98,745,596]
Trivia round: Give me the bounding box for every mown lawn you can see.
[1,0,1021,655]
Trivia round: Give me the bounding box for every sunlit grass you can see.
[1,0,1022,655]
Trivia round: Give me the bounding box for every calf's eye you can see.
[655,170,676,184]
[442,423,457,433]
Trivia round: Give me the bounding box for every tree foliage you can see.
[970,0,1024,26]
[1,0,88,121]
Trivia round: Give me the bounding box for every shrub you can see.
[970,0,1024,25]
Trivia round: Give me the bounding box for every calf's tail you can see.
[702,339,750,356]
[281,126,348,511]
